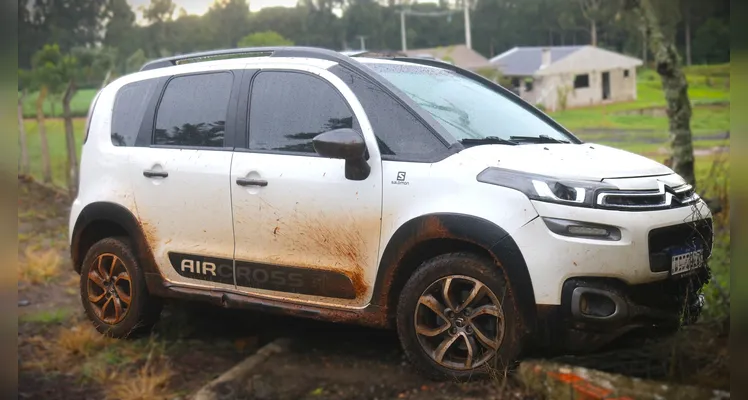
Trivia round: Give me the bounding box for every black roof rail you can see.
[139,46,358,72]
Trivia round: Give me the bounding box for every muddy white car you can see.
[69,46,712,380]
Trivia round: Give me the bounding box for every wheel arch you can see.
[71,202,156,276]
[372,213,537,333]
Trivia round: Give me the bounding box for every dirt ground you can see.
[211,317,532,400]
[17,178,728,399]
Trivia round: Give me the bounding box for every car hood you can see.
[458,143,674,181]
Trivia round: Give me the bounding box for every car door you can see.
[230,67,383,307]
[129,71,239,291]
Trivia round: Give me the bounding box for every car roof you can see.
[355,57,440,69]
[110,50,448,93]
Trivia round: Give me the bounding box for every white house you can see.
[490,45,644,111]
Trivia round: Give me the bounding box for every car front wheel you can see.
[396,252,522,380]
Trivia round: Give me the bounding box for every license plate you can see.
[671,249,704,275]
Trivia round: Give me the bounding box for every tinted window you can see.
[111,80,158,146]
[332,66,446,160]
[249,71,355,153]
[154,72,233,147]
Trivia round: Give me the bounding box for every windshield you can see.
[365,62,576,145]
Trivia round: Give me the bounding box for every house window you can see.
[573,74,590,89]
[524,79,534,92]
[511,77,520,88]
[624,69,630,78]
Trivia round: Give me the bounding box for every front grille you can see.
[596,183,700,211]
[648,219,713,273]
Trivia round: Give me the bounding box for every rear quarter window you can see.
[83,89,102,144]
[111,79,159,147]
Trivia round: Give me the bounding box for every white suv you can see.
[69,47,713,379]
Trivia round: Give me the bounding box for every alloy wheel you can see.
[87,253,132,324]
[413,275,505,370]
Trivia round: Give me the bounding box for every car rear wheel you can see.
[396,252,522,380]
[80,237,161,338]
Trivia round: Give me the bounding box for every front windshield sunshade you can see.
[366,63,576,145]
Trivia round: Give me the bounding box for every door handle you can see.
[143,170,168,178]
[236,177,268,187]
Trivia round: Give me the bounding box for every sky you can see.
[127,0,439,19]
[126,0,299,18]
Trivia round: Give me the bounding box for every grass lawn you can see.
[22,118,86,186]
[550,64,730,142]
[20,89,98,118]
[554,104,730,135]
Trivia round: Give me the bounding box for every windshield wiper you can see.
[460,136,518,146]
[509,135,570,144]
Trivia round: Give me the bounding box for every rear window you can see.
[111,79,159,146]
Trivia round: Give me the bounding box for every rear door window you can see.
[154,72,234,148]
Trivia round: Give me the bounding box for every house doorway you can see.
[602,71,611,100]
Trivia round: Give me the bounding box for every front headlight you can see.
[476,167,617,208]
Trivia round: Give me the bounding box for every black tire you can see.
[79,237,162,338]
[396,252,523,381]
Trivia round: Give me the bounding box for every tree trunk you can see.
[36,86,52,184]
[636,0,695,186]
[101,69,112,89]
[18,93,30,177]
[590,19,597,46]
[684,0,692,66]
[642,27,648,65]
[63,81,79,197]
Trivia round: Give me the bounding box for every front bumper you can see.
[513,199,712,305]
[534,274,707,353]
[514,199,712,352]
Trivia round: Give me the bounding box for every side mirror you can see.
[313,128,370,181]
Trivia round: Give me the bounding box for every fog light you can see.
[543,218,622,241]
[567,225,609,237]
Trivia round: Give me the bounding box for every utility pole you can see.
[399,5,469,53]
[464,0,472,49]
[400,10,407,52]
[356,35,367,51]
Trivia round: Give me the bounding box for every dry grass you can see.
[57,323,113,358]
[22,323,110,371]
[104,350,175,400]
[63,274,80,287]
[18,247,61,284]
[23,323,176,399]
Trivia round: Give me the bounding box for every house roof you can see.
[489,46,584,76]
[403,44,491,70]
[490,45,643,76]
